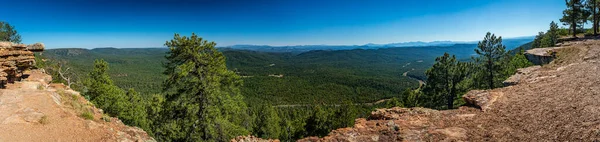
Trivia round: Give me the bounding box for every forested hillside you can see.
[41,42,530,105]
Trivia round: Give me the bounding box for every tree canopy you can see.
[0,21,21,43]
[157,33,251,141]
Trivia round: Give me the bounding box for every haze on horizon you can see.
[2,0,563,48]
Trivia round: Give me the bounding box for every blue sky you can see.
[1,0,564,48]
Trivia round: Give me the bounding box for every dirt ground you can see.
[0,70,153,142]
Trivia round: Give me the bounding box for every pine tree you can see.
[561,0,585,38]
[474,32,506,89]
[548,21,560,46]
[120,88,150,131]
[422,53,470,109]
[159,33,251,141]
[253,104,282,139]
[532,32,545,48]
[84,59,128,117]
[0,21,21,43]
[586,0,599,35]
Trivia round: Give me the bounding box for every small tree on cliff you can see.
[158,33,251,141]
[474,32,506,89]
[422,53,470,109]
[0,21,21,43]
[84,59,128,116]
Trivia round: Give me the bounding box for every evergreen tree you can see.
[401,88,421,108]
[332,101,357,129]
[304,105,331,137]
[532,32,545,48]
[385,97,403,108]
[253,104,282,139]
[474,32,506,89]
[586,0,599,35]
[120,88,150,131]
[547,21,560,46]
[146,94,165,137]
[0,21,21,43]
[84,59,128,117]
[422,53,470,109]
[561,0,586,38]
[503,49,534,79]
[158,33,251,141]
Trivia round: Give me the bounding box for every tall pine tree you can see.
[561,0,585,38]
[158,33,251,141]
[422,53,470,109]
[474,32,506,89]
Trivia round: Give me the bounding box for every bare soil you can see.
[0,70,154,142]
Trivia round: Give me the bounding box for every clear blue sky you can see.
[1,0,564,48]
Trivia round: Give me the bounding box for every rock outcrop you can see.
[298,39,600,141]
[0,41,44,86]
[0,70,154,142]
[231,135,280,142]
[502,65,541,86]
[524,46,564,65]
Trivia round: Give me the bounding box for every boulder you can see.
[462,90,504,111]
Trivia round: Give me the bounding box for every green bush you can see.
[81,111,94,120]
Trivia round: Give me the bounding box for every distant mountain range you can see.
[220,36,535,53]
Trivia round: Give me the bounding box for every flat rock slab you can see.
[462,90,504,112]
[525,47,565,65]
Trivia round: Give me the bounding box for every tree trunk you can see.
[488,59,494,89]
[447,85,455,109]
[594,1,598,35]
[573,1,578,38]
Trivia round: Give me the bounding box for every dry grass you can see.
[56,90,95,120]
[80,112,94,120]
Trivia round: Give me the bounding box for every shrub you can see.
[81,111,94,120]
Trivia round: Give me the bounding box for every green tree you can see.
[158,33,251,141]
[561,0,586,38]
[253,104,282,139]
[502,49,534,78]
[120,88,150,131]
[385,97,403,108]
[422,53,470,109]
[332,101,357,129]
[304,105,331,137]
[547,21,560,46]
[146,94,165,137]
[532,32,545,48]
[84,59,128,117]
[586,0,599,35]
[0,21,21,43]
[474,32,506,89]
[401,88,421,108]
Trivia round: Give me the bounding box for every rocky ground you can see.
[294,39,600,142]
[0,70,154,142]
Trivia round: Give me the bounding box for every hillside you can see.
[0,70,153,141]
[295,39,600,141]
